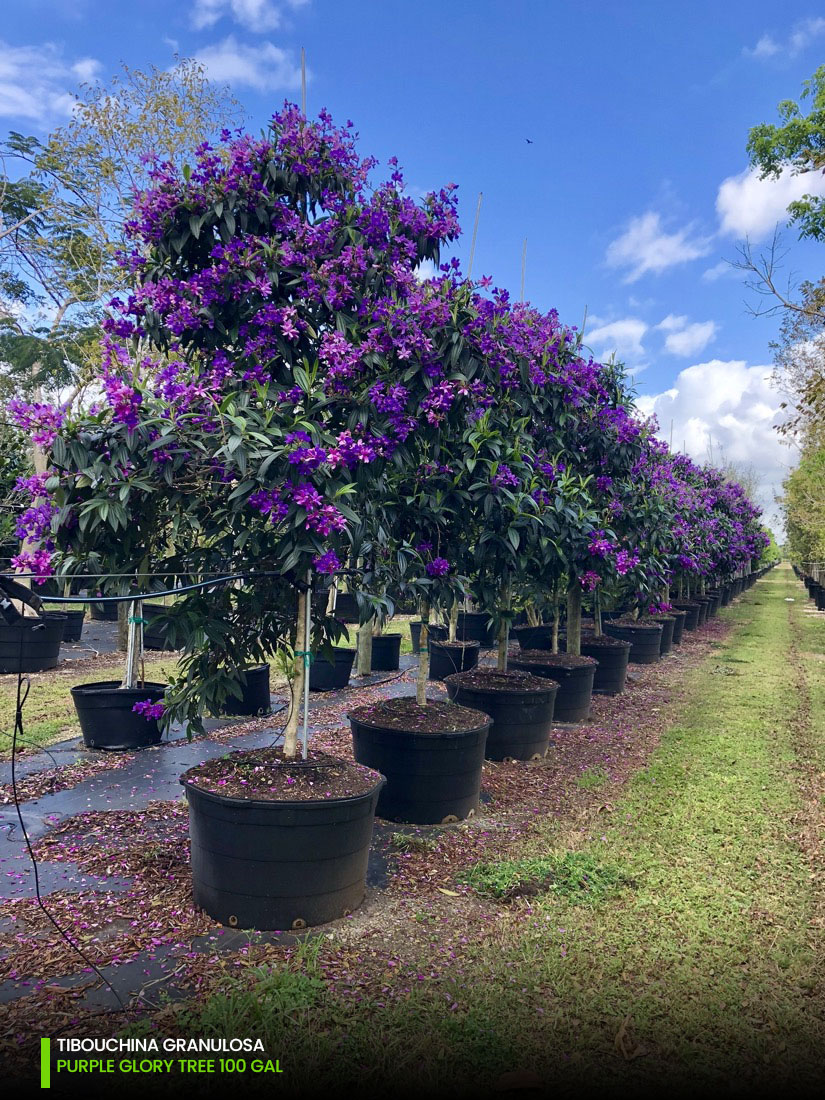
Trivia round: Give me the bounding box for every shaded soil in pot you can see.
[508,650,597,670]
[349,697,489,734]
[180,748,383,802]
[446,668,552,692]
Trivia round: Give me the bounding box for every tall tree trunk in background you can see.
[356,621,373,676]
[496,581,511,672]
[283,588,307,758]
[416,601,430,705]
[566,581,582,657]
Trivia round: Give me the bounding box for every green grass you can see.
[162,566,825,1093]
[459,851,630,904]
[575,765,609,789]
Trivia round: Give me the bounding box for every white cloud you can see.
[414,258,439,282]
[0,40,102,124]
[605,212,713,283]
[716,164,825,241]
[585,316,648,361]
[194,36,303,91]
[191,0,308,32]
[656,314,718,357]
[636,359,790,530]
[702,260,735,282]
[744,17,825,59]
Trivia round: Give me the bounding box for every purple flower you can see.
[426,557,450,577]
[314,550,342,575]
[132,699,165,720]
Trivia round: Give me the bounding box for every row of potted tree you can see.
[5,104,771,930]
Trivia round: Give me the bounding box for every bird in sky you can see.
[526,138,533,144]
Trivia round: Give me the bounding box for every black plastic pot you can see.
[0,615,66,673]
[428,640,480,681]
[370,633,402,671]
[333,592,360,623]
[456,611,497,646]
[349,707,490,824]
[142,603,176,650]
[647,615,675,655]
[71,680,166,750]
[719,584,732,607]
[603,621,663,664]
[89,600,119,622]
[706,592,721,617]
[511,624,554,650]
[409,621,447,654]
[309,648,356,692]
[444,670,558,760]
[182,770,385,930]
[507,655,596,722]
[816,586,825,612]
[578,635,631,695]
[669,609,687,647]
[58,609,85,643]
[220,665,271,716]
[695,598,710,625]
[672,601,701,630]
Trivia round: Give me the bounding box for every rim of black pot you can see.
[179,768,386,810]
[430,639,481,649]
[509,652,597,668]
[347,702,491,739]
[71,680,168,694]
[580,635,632,650]
[605,621,662,631]
[444,669,559,695]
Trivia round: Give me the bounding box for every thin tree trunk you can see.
[594,587,602,637]
[448,604,458,643]
[566,582,582,657]
[356,621,373,676]
[497,581,511,671]
[551,593,560,655]
[416,600,430,705]
[283,587,307,757]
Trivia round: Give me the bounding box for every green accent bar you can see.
[41,1038,50,1088]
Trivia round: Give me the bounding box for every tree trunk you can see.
[416,601,430,705]
[496,581,511,672]
[283,587,307,758]
[551,593,560,654]
[594,587,602,637]
[448,603,458,642]
[356,621,373,676]
[566,582,582,657]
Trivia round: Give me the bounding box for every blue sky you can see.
[3,0,824,529]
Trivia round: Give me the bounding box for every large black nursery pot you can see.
[309,647,356,692]
[672,601,701,630]
[507,651,597,723]
[370,632,402,671]
[89,599,119,622]
[511,624,554,650]
[578,634,631,695]
[668,609,688,646]
[428,639,480,681]
[409,621,448,654]
[220,664,271,716]
[181,755,385,930]
[71,680,166,750]
[456,611,497,646]
[706,591,721,617]
[333,592,360,623]
[56,609,85,643]
[141,603,176,650]
[444,668,559,761]
[695,597,710,625]
[720,583,732,607]
[647,614,676,655]
[349,699,490,824]
[604,620,663,664]
[816,586,825,612]
[0,614,66,673]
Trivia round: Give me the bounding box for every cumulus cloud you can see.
[0,40,102,123]
[585,316,648,362]
[656,314,718,357]
[716,164,825,241]
[191,0,307,32]
[605,212,713,283]
[635,359,790,530]
[194,36,303,91]
[743,17,825,59]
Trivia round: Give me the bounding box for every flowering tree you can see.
[8,105,466,754]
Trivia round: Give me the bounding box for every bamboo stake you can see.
[466,192,482,278]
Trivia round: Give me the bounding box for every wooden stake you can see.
[467,192,482,278]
